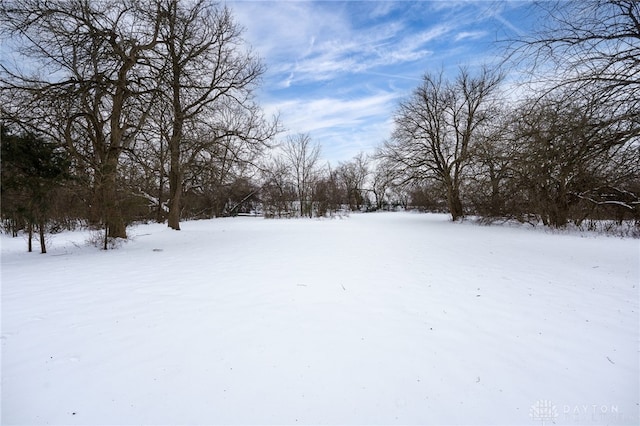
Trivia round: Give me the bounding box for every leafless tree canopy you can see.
[510,0,639,127]
[1,0,163,244]
[156,0,275,230]
[376,1,639,228]
[1,0,277,245]
[380,67,502,221]
[282,133,321,218]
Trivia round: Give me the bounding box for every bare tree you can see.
[465,107,522,219]
[380,67,502,221]
[511,91,639,227]
[509,0,639,145]
[338,152,369,211]
[313,165,345,217]
[179,104,273,219]
[260,157,296,218]
[503,1,640,227]
[370,159,397,211]
[127,100,172,223]
[282,133,321,218]
[1,0,162,246]
[157,0,272,230]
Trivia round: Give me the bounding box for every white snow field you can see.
[1,212,638,425]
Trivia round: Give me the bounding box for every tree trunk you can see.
[106,186,126,239]
[38,219,47,254]
[167,132,182,230]
[27,221,33,252]
[101,156,127,240]
[298,188,304,217]
[447,184,464,221]
[549,187,569,228]
[167,172,182,230]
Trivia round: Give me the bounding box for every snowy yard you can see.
[1,212,638,425]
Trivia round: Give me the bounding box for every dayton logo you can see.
[530,400,559,425]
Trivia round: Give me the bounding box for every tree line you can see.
[1,0,639,253]
[1,0,277,251]
[378,0,639,229]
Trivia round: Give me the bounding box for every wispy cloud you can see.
[270,91,400,133]
[278,21,450,85]
[454,30,488,42]
[263,90,401,162]
[233,1,448,86]
[233,1,349,63]
[368,1,400,19]
[230,0,533,162]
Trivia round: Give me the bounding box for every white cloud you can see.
[271,91,398,132]
[275,21,448,84]
[280,72,294,89]
[368,2,399,19]
[228,0,534,162]
[231,1,349,63]
[263,90,402,163]
[232,1,446,85]
[454,30,488,42]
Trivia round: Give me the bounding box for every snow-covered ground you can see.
[1,212,638,425]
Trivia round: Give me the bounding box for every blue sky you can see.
[229,0,535,164]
